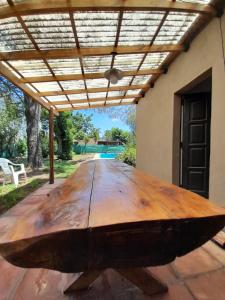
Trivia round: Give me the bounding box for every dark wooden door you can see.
[181,93,211,198]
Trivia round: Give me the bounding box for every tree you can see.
[0,98,21,157]
[24,94,43,168]
[55,112,75,160]
[90,128,100,143]
[72,112,100,144]
[103,127,130,144]
[0,76,44,169]
[95,106,136,143]
[73,112,95,141]
[126,109,136,137]
[0,77,24,158]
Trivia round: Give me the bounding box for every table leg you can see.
[64,267,168,296]
[116,267,168,296]
[64,270,102,294]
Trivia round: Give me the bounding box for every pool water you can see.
[99,153,117,159]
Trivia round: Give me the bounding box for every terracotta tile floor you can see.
[1,182,225,300]
[1,242,225,300]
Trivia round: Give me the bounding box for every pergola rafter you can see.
[20,68,163,83]
[0,44,184,61]
[57,101,135,112]
[39,84,150,97]
[0,0,224,112]
[0,0,217,20]
[48,95,140,106]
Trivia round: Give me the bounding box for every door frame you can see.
[172,69,212,188]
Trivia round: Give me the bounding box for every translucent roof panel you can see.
[107,91,125,97]
[132,75,152,85]
[106,100,121,104]
[74,11,118,47]
[47,59,82,75]
[110,76,132,87]
[114,54,145,71]
[119,11,165,46]
[46,95,68,102]
[32,82,61,92]
[59,80,85,90]
[154,12,198,45]
[12,0,26,4]
[122,98,135,103]
[88,92,107,99]
[177,0,211,3]
[141,52,169,69]
[0,0,8,7]
[68,94,87,101]
[73,103,89,108]
[23,14,76,50]
[90,101,104,106]
[86,78,108,89]
[0,5,214,111]
[55,104,72,109]
[82,56,112,73]
[8,60,51,77]
[126,89,142,96]
[0,17,34,52]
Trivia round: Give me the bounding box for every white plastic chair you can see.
[0,158,27,187]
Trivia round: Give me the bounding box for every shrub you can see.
[41,135,49,158]
[118,146,136,167]
[15,139,27,157]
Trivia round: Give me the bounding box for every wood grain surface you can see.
[0,159,225,273]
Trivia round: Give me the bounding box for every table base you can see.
[64,267,168,296]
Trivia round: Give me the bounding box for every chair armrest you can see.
[9,163,25,172]
[10,162,22,167]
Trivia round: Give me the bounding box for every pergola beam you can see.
[49,95,140,106]
[0,0,216,20]
[20,69,163,83]
[0,44,184,61]
[57,101,135,112]
[39,84,149,97]
[49,107,55,184]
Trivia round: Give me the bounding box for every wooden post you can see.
[49,107,54,184]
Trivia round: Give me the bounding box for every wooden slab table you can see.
[0,159,225,296]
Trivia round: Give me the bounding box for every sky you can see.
[76,109,130,137]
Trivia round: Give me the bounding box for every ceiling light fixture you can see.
[104,68,123,85]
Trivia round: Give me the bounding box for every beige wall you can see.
[136,15,225,206]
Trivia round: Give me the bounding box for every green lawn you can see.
[0,154,92,215]
[43,159,78,178]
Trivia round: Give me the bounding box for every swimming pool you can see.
[98,153,118,159]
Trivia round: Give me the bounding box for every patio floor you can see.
[1,181,225,300]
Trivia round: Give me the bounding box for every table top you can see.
[0,159,225,272]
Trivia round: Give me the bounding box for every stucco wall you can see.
[136,15,225,206]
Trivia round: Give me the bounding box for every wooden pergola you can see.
[0,0,224,183]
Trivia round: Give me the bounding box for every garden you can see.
[0,76,136,214]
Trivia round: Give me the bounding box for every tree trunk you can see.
[24,94,43,169]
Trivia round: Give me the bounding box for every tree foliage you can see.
[118,146,136,167]
[0,76,44,169]
[55,112,75,160]
[73,112,99,142]
[0,97,22,157]
[104,127,130,144]
[95,106,136,135]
